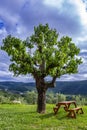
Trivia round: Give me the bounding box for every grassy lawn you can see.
[0,104,86,130]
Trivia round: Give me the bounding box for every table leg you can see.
[53,105,60,114]
[64,104,69,111]
[73,102,77,108]
[67,102,77,109]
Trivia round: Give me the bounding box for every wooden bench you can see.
[67,107,84,118]
[53,101,77,115]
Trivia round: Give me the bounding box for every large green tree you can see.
[1,24,82,113]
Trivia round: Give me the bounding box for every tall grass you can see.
[0,104,86,130]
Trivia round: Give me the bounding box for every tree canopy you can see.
[1,24,82,79]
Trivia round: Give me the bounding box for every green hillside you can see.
[0,81,35,93]
[52,80,87,95]
[0,80,87,95]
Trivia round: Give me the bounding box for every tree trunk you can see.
[35,78,47,113]
[35,76,56,113]
[37,88,46,113]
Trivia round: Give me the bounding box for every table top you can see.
[57,101,76,105]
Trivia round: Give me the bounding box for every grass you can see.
[0,104,86,130]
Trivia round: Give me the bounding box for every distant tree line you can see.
[0,90,87,105]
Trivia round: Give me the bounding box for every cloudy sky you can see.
[0,0,87,82]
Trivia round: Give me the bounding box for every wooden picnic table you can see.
[53,101,77,114]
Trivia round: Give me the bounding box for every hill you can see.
[52,80,87,95]
[0,81,35,93]
[0,80,87,95]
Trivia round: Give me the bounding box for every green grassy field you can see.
[0,104,86,130]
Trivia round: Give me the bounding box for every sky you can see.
[0,0,87,82]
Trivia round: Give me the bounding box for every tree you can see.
[24,91,37,104]
[1,24,82,113]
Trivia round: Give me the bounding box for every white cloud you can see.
[70,0,87,26]
[81,49,87,53]
[0,28,7,35]
[43,0,64,9]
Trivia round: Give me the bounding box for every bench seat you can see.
[67,107,84,118]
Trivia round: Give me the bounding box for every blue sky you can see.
[0,0,87,82]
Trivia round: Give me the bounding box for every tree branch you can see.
[45,76,57,89]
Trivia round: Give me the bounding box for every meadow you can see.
[0,104,86,130]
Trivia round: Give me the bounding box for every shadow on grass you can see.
[56,115,67,120]
[39,112,54,119]
[39,112,67,120]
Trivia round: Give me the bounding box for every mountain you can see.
[0,81,35,93]
[51,80,87,95]
[0,80,87,95]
